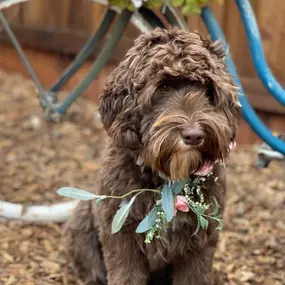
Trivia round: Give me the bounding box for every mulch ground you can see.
[0,69,285,285]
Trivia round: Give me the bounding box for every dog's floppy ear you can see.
[99,32,155,149]
[99,65,142,150]
[203,38,241,142]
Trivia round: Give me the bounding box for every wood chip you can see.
[1,69,285,284]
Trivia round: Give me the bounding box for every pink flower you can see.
[174,195,189,216]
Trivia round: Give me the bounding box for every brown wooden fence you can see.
[3,0,285,82]
[1,0,285,145]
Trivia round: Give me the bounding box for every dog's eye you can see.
[159,80,171,89]
[159,78,187,90]
[206,84,217,105]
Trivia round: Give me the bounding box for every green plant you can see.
[57,171,223,244]
[109,0,223,15]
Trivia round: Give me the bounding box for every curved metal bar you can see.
[138,7,165,29]
[0,11,47,105]
[201,6,285,155]
[57,9,132,115]
[161,4,188,30]
[51,9,116,93]
[235,0,285,106]
[0,0,28,10]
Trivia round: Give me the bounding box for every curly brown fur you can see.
[64,28,240,285]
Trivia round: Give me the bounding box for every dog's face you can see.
[140,80,237,180]
[99,28,240,180]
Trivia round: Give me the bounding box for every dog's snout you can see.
[181,129,205,146]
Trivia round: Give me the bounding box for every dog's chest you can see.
[141,213,196,271]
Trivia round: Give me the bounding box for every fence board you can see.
[1,0,285,83]
[22,0,45,26]
[90,3,106,32]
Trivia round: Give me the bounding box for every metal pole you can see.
[235,0,285,106]
[201,6,285,154]
[0,11,48,106]
[57,9,132,115]
[51,9,116,93]
[161,4,188,30]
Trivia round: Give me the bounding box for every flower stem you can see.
[104,189,161,200]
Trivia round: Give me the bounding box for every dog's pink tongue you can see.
[194,162,214,176]
[193,142,236,177]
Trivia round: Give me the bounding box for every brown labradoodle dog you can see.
[63,28,240,285]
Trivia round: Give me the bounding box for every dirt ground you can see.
[0,69,285,285]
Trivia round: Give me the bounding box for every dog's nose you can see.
[181,129,205,146]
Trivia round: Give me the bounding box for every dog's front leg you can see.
[172,247,215,285]
[100,228,148,285]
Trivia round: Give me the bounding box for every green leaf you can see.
[172,180,187,195]
[119,199,128,207]
[199,216,209,230]
[127,2,136,11]
[216,224,223,231]
[111,196,136,234]
[57,187,103,201]
[136,207,158,233]
[182,3,201,15]
[197,0,209,5]
[210,198,220,216]
[148,0,165,8]
[96,197,106,207]
[171,0,185,7]
[161,185,174,222]
[191,203,207,215]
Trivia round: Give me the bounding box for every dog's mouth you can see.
[141,139,236,181]
[192,141,236,176]
[193,161,215,176]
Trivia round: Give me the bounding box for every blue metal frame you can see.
[1,1,284,153]
[57,9,132,114]
[51,9,116,93]
[0,11,51,108]
[235,0,285,106]
[201,6,285,155]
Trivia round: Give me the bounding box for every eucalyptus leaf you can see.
[111,196,136,234]
[172,180,187,195]
[136,206,158,233]
[57,187,103,201]
[191,204,206,215]
[199,216,209,230]
[119,199,128,207]
[210,198,220,216]
[161,185,174,222]
[96,197,106,207]
[216,224,223,231]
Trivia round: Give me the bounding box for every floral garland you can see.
[137,172,223,243]
[57,170,223,244]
